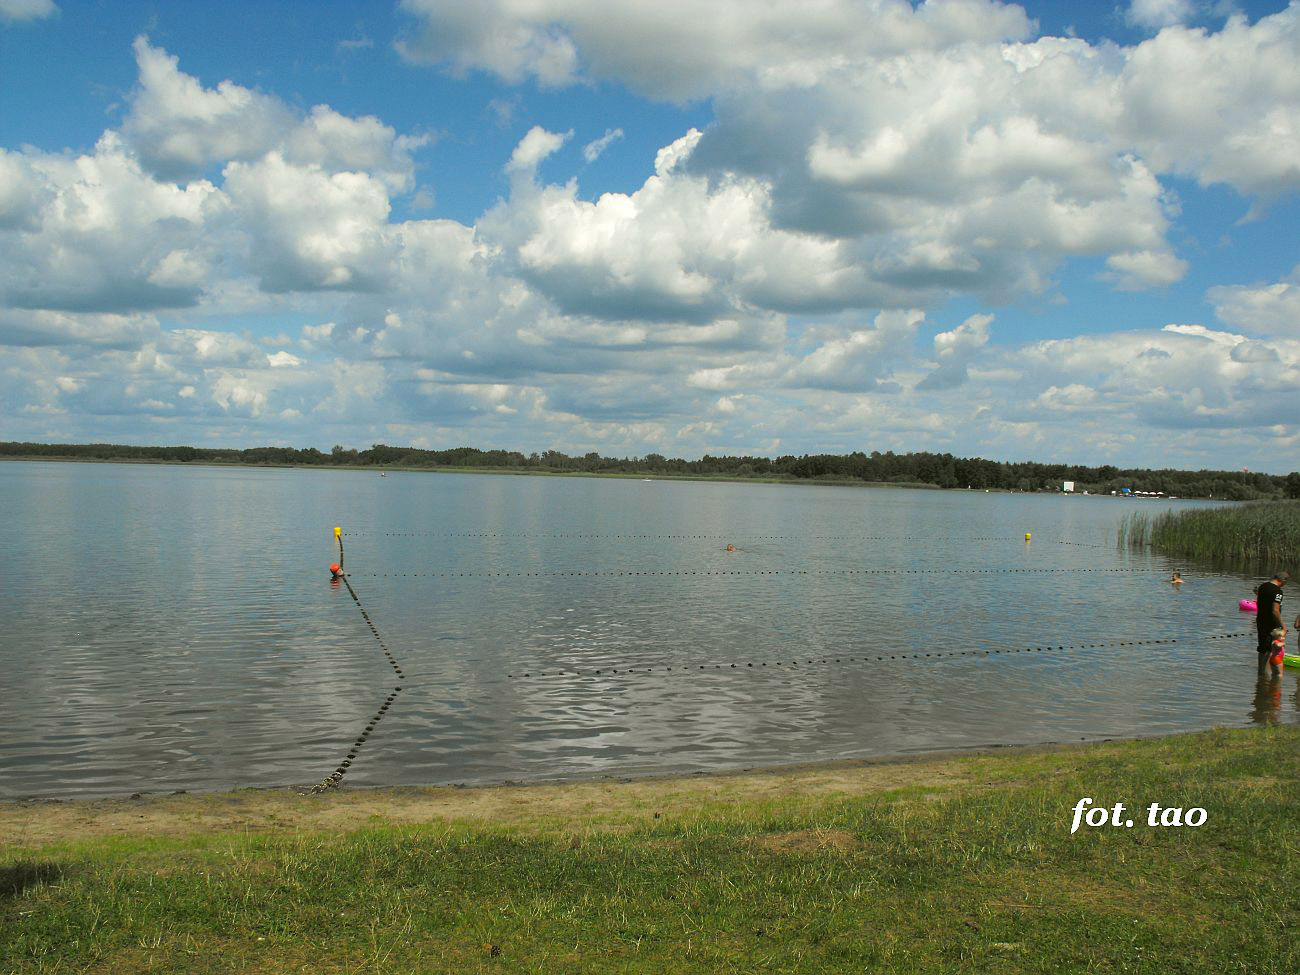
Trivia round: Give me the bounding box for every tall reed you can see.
[1118,500,1300,572]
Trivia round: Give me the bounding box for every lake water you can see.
[1,461,1293,799]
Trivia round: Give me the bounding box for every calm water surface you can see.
[1,461,1293,799]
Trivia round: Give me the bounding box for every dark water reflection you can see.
[1,461,1294,798]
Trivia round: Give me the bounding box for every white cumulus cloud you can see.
[1119,10,1300,198]
[223,153,395,293]
[1127,0,1196,31]
[123,37,425,190]
[506,125,571,177]
[1208,266,1300,338]
[0,133,225,313]
[0,0,57,22]
[917,313,992,390]
[582,128,624,162]
[397,0,1033,100]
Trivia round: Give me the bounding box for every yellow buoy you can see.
[1025,532,1032,541]
[334,526,342,540]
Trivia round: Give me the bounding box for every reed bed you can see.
[1118,500,1300,571]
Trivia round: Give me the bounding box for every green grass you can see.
[3,727,1299,973]
[1119,500,1300,572]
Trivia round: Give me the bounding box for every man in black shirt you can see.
[1256,571,1289,668]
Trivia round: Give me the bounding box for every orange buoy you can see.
[330,563,342,578]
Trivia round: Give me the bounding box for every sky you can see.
[1,0,1297,472]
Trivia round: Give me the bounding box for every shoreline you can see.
[0,729,1256,844]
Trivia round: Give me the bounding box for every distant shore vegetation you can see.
[4,440,1299,501]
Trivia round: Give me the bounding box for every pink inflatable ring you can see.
[1239,599,1257,612]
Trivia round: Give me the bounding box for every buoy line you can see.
[303,525,1179,787]
[356,566,1155,580]
[505,632,1253,681]
[340,530,1102,545]
[308,528,406,794]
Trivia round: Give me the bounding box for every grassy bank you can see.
[1118,500,1300,571]
[4,726,1299,973]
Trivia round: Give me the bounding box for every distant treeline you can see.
[4,440,1299,501]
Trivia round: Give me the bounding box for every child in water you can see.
[1268,627,1287,677]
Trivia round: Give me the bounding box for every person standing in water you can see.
[1255,571,1288,671]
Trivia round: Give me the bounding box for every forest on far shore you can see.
[4,440,1298,501]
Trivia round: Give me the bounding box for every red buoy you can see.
[330,563,342,578]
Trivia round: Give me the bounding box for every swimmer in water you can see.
[1170,571,1183,585]
[725,543,736,552]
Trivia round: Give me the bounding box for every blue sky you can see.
[1,0,1297,471]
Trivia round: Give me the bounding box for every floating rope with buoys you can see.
[338,530,1104,546]
[302,527,1191,787]
[504,632,1254,681]
[307,526,405,794]
[354,566,1155,580]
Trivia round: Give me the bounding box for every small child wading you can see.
[1268,627,1286,678]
